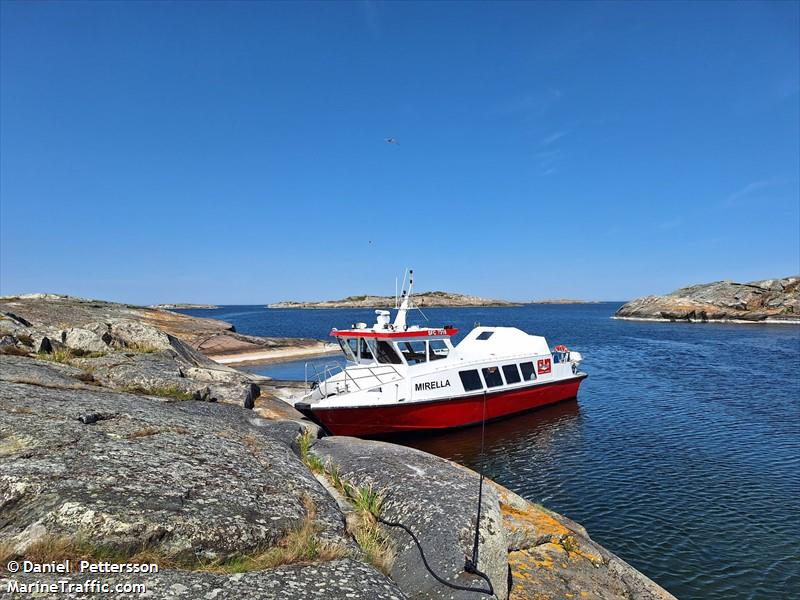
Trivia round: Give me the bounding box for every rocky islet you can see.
[614,276,799,323]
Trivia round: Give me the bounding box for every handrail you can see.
[307,362,403,395]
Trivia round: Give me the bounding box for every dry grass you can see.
[1,496,349,574]
[15,333,34,346]
[1,535,173,571]
[0,433,30,457]
[292,432,395,575]
[37,348,105,364]
[242,432,262,453]
[347,511,395,574]
[120,384,195,401]
[0,540,15,565]
[0,345,30,356]
[338,482,394,573]
[74,371,98,384]
[127,425,190,439]
[201,495,347,573]
[123,342,161,354]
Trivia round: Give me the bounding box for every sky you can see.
[1,1,798,304]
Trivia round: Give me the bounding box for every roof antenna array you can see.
[393,269,413,330]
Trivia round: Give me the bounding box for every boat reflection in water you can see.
[396,398,583,472]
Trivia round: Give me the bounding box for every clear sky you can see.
[1,1,798,304]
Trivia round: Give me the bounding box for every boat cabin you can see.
[331,322,459,367]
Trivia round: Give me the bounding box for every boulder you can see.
[0,355,97,390]
[68,352,260,408]
[312,437,508,600]
[103,319,174,351]
[61,327,109,354]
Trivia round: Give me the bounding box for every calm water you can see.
[178,304,800,600]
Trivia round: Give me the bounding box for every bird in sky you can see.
[384,137,399,145]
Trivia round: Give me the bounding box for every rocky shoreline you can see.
[269,291,519,309]
[0,294,333,365]
[530,299,600,305]
[1,294,675,599]
[615,277,799,324]
[148,303,220,309]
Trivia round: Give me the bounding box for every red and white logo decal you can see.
[537,358,551,375]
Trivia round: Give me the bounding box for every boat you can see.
[294,271,587,436]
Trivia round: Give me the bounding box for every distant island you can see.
[149,303,220,309]
[269,291,520,308]
[615,276,799,323]
[530,299,601,305]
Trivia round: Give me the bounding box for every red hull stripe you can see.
[304,375,586,436]
[330,328,459,339]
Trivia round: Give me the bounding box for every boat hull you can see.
[297,374,587,436]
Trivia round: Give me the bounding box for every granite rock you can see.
[312,437,508,600]
[0,559,408,599]
[0,378,349,562]
[615,276,800,322]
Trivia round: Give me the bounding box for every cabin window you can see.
[429,339,449,361]
[476,331,494,340]
[502,364,521,384]
[399,340,427,364]
[459,369,483,391]
[338,338,357,362]
[482,366,503,387]
[520,362,536,381]
[358,338,374,361]
[375,340,403,364]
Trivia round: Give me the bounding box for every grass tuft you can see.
[293,429,395,573]
[0,433,30,456]
[1,503,347,576]
[0,345,29,356]
[37,348,105,364]
[347,511,396,574]
[123,342,161,354]
[200,495,347,573]
[15,333,34,346]
[127,425,190,439]
[345,483,385,519]
[297,428,325,473]
[120,384,195,401]
[560,535,579,554]
[0,535,174,571]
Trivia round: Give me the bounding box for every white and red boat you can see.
[295,272,587,436]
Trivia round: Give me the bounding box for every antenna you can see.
[393,268,413,330]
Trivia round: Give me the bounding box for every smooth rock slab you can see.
[0,559,408,599]
[313,437,508,600]
[0,382,348,561]
[0,355,97,390]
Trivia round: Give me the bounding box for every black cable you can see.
[375,390,495,597]
[377,516,494,596]
[468,390,488,571]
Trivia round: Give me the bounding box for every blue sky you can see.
[1,1,798,304]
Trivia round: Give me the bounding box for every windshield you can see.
[374,340,403,364]
[337,338,357,362]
